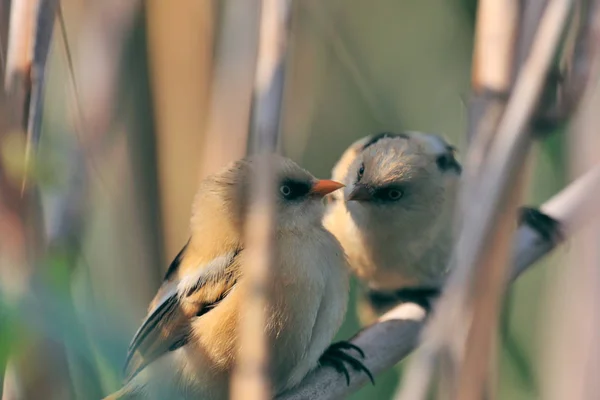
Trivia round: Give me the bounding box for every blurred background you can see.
[0,0,567,399]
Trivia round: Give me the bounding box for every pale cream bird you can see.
[105,154,370,400]
[324,132,462,322]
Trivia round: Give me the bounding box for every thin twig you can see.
[278,164,600,400]
[231,1,292,399]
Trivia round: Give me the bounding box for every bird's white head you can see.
[340,131,461,229]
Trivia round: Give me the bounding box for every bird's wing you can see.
[123,245,242,382]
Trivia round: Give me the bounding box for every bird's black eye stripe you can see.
[362,132,409,150]
[279,179,311,200]
[436,152,462,174]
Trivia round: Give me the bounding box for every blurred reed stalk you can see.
[58,1,152,397]
[465,0,517,157]
[397,1,575,399]
[279,162,600,400]
[145,0,215,261]
[542,1,600,398]
[458,1,520,398]
[0,1,75,399]
[197,0,259,180]
[452,1,554,397]
[5,0,162,398]
[230,0,291,399]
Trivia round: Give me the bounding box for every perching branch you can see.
[278,164,600,400]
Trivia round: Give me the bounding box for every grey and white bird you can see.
[104,154,369,400]
[324,132,462,322]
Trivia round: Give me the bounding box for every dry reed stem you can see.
[145,0,216,259]
[456,5,522,396]
[471,0,518,93]
[455,168,528,400]
[1,1,72,399]
[396,1,575,399]
[542,2,600,396]
[231,1,292,399]
[454,0,552,397]
[466,0,518,147]
[199,0,259,178]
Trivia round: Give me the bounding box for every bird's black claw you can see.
[319,341,375,386]
[519,207,563,245]
[326,341,365,358]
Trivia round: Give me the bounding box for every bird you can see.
[323,131,558,392]
[323,131,462,323]
[104,154,368,400]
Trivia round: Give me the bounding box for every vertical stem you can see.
[146,0,216,259]
[542,3,600,395]
[199,0,260,179]
[1,1,73,399]
[231,0,292,399]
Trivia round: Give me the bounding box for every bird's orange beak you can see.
[310,180,345,197]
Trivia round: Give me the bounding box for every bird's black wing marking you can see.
[123,293,185,382]
[164,239,190,281]
[125,241,191,357]
[123,247,242,383]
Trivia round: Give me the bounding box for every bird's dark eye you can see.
[387,189,403,200]
[279,179,311,201]
[280,185,292,196]
[357,163,365,181]
[374,186,404,202]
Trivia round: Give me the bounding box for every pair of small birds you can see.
[106,131,462,399]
